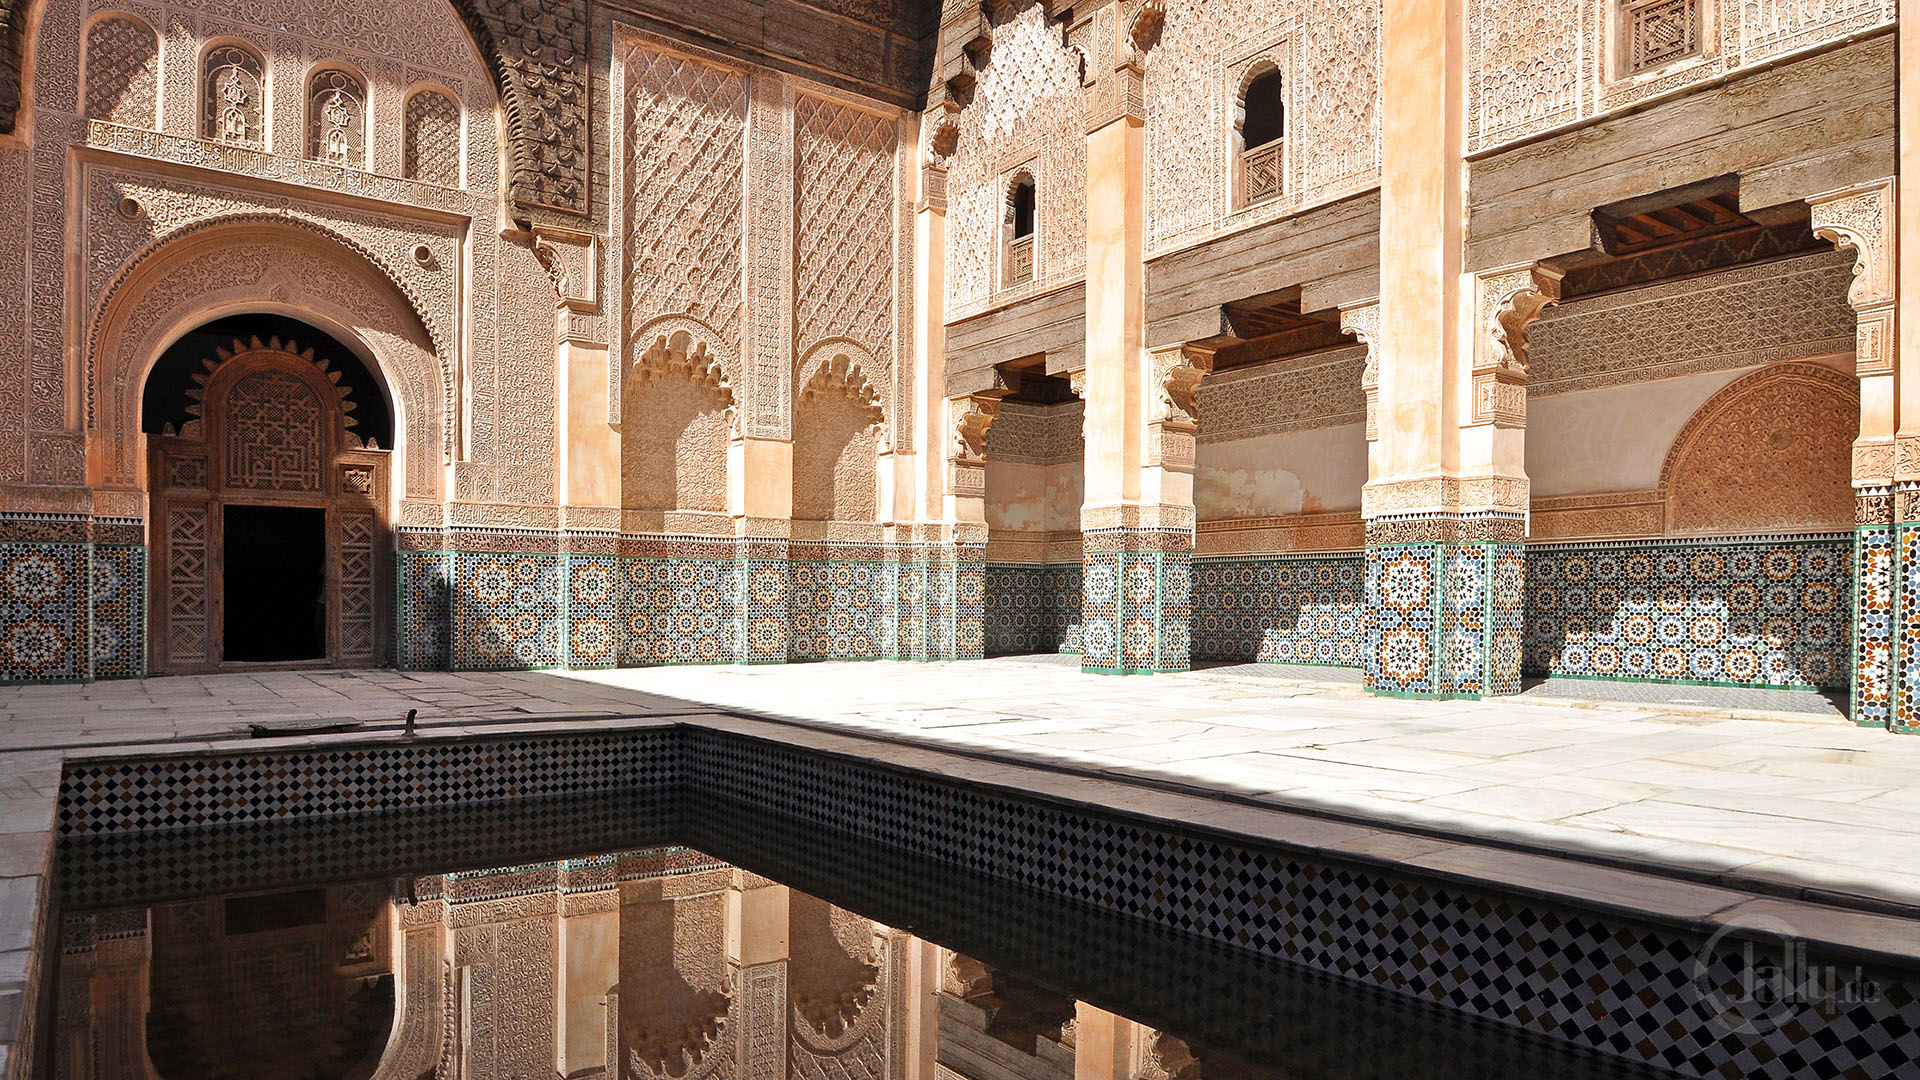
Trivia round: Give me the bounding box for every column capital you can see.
[1470,262,1563,428]
[1340,299,1381,441]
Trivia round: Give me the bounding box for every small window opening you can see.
[1237,67,1284,208]
[1005,174,1036,286]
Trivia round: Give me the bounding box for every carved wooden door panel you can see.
[148,340,390,673]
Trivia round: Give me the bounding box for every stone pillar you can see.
[1078,3,1190,674]
[733,439,793,663]
[1364,0,1526,699]
[1810,180,1900,727]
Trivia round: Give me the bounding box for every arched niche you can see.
[1660,362,1857,536]
[792,348,885,524]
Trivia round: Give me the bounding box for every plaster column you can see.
[533,226,622,671]
[1072,1002,1136,1080]
[1077,2,1188,674]
[731,436,793,663]
[1364,0,1525,699]
[1810,180,1900,728]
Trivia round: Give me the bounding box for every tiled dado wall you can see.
[985,552,1368,667]
[982,564,1082,655]
[1523,534,1852,690]
[394,530,984,671]
[60,729,1903,1080]
[1081,528,1192,674]
[0,514,145,682]
[1190,553,1366,666]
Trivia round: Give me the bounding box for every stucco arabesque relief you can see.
[1806,178,1900,486]
[4,0,549,512]
[613,25,910,455]
[79,166,463,483]
[1145,0,1380,254]
[1466,0,1894,153]
[943,0,1087,319]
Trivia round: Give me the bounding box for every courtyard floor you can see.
[0,656,1909,912]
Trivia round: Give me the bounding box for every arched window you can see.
[84,15,159,128]
[1236,66,1284,208]
[1003,172,1036,287]
[202,43,265,148]
[308,68,367,168]
[403,89,461,186]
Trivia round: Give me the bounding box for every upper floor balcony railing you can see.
[1239,139,1283,208]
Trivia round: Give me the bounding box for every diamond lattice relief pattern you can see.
[794,95,894,359]
[405,90,461,186]
[1629,0,1698,72]
[84,16,157,128]
[624,47,748,348]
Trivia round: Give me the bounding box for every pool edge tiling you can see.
[33,719,1920,1080]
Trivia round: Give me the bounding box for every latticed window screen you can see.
[1007,235,1034,285]
[308,69,367,167]
[404,89,461,186]
[1628,0,1700,73]
[202,44,265,147]
[1240,141,1283,206]
[85,16,159,128]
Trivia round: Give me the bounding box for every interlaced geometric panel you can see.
[623,46,747,348]
[308,69,367,168]
[1629,0,1700,72]
[794,95,895,358]
[165,502,209,666]
[223,371,328,492]
[203,43,266,148]
[337,510,377,662]
[403,89,461,186]
[84,16,158,128]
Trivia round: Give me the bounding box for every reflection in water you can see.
[53,840,1661,1080]
[61,847,1060,1080]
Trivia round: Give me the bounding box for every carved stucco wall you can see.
[1,0,572,520]
[622,372,732,515]
[794,370,884,523]
[1467,0,1894,152]
[1145,0,1381,253]
[615,27,909,454]
[1661,363,1856,536]
[943,1,1086,319]
[1528,249,1855,396]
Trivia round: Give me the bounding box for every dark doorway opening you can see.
[224,505,327,662]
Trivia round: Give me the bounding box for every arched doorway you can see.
[146,319,391,672]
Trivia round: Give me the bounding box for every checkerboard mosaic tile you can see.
[56,730,679,835]
[1190,554,1363,665]
[682,729,1920,1080]
[1525,535,1851,690]
[983,564,1081,655]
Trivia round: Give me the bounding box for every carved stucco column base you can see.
[1364,513,1525,700]
[1080,508,1191,676]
